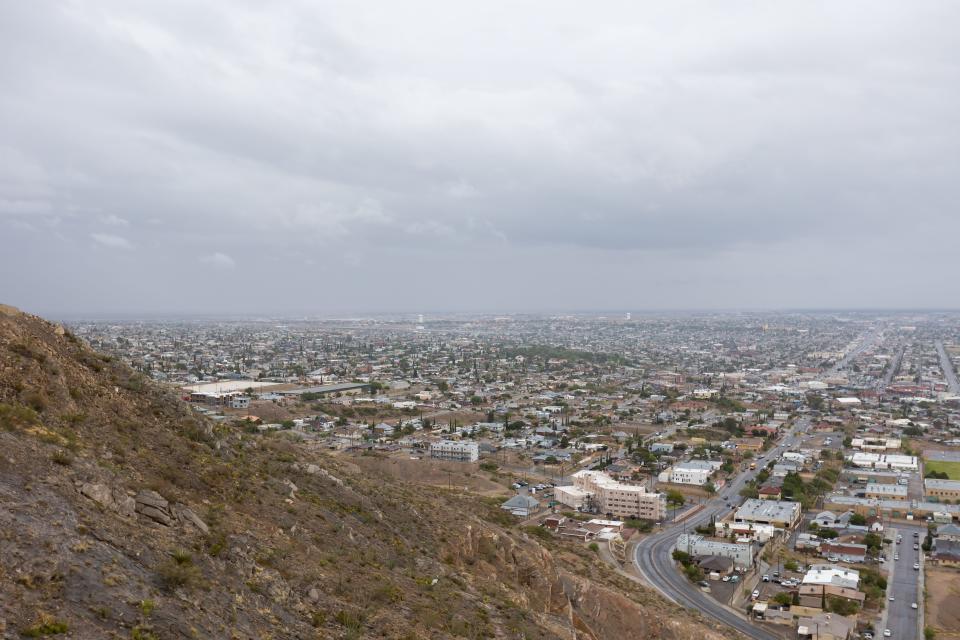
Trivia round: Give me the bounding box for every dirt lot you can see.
[224,400,293,423]
[351,455,512,496]
[926,567,960,639]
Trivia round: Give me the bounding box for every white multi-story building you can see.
[555,470,666,521]
[666,459,722,486]
[429,440,479,462]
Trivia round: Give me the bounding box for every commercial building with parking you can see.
[734,498,802,529]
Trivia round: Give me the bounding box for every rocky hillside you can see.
[0,304,740,640]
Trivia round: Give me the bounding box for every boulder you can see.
[137,504,173,526]
[135,489,169,510]
[80,483,115,509]
[113,493,137,518]
[174,505,210,535]
[135,490,173,526]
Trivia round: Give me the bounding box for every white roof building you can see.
[847,452,918,471]
[802,564,860,590]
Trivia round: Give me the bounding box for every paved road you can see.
[880,344,905,390]
[884,525,925,640]
[632,425,805,640]
[829,327,884,375]
[935,340,960,394]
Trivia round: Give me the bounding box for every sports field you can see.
[924,460,960,479]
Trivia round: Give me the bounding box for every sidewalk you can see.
[878,527,896,634]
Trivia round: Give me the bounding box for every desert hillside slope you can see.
[0,305,741,640]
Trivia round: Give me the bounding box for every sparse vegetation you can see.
[21,614,69,637]
[157,549,202,590]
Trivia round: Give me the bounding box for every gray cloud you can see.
[200,252,236,270]
[90,233,134,250]
[1,1,959,315]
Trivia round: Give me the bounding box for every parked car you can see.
[913,563,920,570]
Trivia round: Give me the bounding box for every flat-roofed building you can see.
[667,459,722,486]
[926,478,960,502]
[863,483,908,500]
[851,437,901,451]
[798,564,865,609]
[734,498,801,529]
[676,533,754,567]
[555,470,666,521]
[733,437,765,452]
[847,452,918,471]
[554,485,590,510]
[802,564,860,590]
[429,440,479,462]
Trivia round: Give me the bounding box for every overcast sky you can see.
[1,2,958,317]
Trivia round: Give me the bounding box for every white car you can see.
[888,595,895,601]
[913,563,920,570]
[751,590,760,599]
[884,630,891,638]
[912,602,918,609]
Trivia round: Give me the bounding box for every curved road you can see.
[633,425,807,640]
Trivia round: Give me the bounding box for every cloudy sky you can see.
[1,2,958,316]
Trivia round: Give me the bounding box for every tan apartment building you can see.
[555,470,666,521]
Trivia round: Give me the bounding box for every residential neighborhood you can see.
[74,312,960,640]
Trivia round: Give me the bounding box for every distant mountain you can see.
[0,304,740,639]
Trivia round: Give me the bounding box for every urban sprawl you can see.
[74,312,960,640]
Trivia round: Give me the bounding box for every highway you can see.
[632,423,808,640]
[935,340,960,395]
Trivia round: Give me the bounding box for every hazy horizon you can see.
[2,2,959,314]
[31,305,960,324]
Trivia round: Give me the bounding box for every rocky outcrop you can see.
[78,482,137,518]
[78,483,207,533]
[135,489,173,526]
[172,504,209,534]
